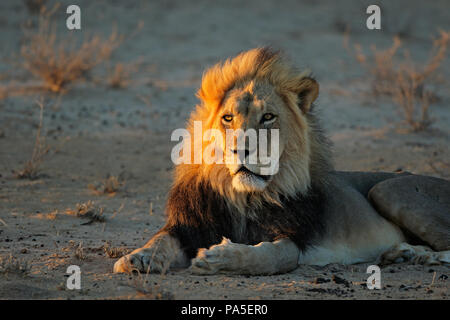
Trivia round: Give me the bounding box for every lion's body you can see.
[297,171,405,266]
[113,48,450,275]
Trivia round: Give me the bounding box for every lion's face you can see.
[210,80,287,192]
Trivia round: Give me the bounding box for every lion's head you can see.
[173,47,332,215]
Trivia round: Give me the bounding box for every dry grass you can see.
[103,242,132,259]
[70,241,88,261]
[23,0,47,14]
[0,83,44,100]
[32,209,58,220]
[88,175,123,196]
[65,201,106,225]
[0,255,31,275]
[15,99,50,179]
[106,62,141,89]
[21,6,122,93]
[0,86,7,100]
[350,31,450,131]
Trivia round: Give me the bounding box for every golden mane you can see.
[198,48,311,109]
[196,47,314,126]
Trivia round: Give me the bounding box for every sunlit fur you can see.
[173,47,333,217]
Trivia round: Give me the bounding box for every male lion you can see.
[114,48,450,275]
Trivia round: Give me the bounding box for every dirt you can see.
[0,0,449,300]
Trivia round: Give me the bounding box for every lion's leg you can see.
[113,231,188,274]
[190,237,299,275]
[377,243,450,266]
[368,175,450,252]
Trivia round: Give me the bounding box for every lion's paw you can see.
[190,238,246,275]
[113,247,169,274]
[377,243,450,266]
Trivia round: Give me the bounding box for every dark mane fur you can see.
[161,179,327,259]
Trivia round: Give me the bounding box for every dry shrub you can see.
[351,31,450,131]
[66,200,106,225]
[0,255,31,275]
[15,99,50,179]
[21,6,122,93]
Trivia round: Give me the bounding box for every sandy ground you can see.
[0,0,449,299]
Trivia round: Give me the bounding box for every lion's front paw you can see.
[190,238,246,275]
[113,247,169,274]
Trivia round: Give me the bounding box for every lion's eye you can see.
[222,115,233,123]
[262,113,276,122]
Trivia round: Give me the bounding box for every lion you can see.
[113,47,450,275]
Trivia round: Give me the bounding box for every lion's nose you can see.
[231,148,250,156]
[231,148,250,160]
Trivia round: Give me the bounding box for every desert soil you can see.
[0,0,449,299]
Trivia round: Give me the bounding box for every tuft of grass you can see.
[103,242,132,259]
[72,242,88,261]
[21,6,122,93]
[349,30,450,131]
[66,201,106,225]
[15,99,50,180]
[88,175,123,196]
[0,255,31,275]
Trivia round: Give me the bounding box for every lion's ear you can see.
[295,77,319,113]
